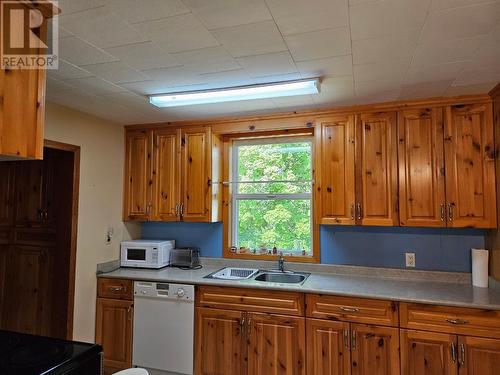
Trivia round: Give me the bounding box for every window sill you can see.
[223,251,319,263]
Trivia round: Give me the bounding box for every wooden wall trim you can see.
[489,83,500,99]
[124,94,492,133]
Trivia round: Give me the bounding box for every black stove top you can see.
[0,330,102,375]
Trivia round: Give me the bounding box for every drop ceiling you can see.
[46,0,500,124]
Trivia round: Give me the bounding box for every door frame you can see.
[44,139,80,340]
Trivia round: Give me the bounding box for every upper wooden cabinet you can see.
[398,103,496,228]
[123,126,221,222]
[398,108,446,227]
[315,116,356,225]
[444,103,496,228]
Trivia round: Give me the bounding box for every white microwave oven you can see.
[120,240,175,269]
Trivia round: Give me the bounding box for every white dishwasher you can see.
[133,281,195,375]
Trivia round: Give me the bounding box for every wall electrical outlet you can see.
[405,252,416,268]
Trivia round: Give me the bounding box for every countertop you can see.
[98,260,500,311]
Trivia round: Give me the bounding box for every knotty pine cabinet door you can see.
[306,318,351,375]
[180,126,213,222]
[398,108,446,227]
[247,313,306,375]
[350,323,400,375]
[458,336,500,375]
[355,112,399,226]
[400,329,457,375]
[194,307,244,375]
[316,116,356,225]
[95,297,133,373]
[444,104,496,228]
[151,128,180,221]
[123,130,152,221]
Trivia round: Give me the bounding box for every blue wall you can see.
[141,222,485,272]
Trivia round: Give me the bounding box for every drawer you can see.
[196,286,305,316]
[400,303,500,339]
[97,278,133,300]
[14,228,56,246]
[306,294,399,327]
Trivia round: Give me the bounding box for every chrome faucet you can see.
[278,254,285,272]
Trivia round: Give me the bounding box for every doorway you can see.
[0,140,80,339]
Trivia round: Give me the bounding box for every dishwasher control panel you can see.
[134,281,194,301]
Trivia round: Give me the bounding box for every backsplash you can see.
[141,222,485,272]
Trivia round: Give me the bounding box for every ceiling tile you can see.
[411,35,485,66]
[182,0,272,30]
[58,26,74,39]
[81,62,151,84]
[59,37,119,65]
[266,0,349,35]
[420,2,500,42]
[445,82,497,96]
[171,46,241,74]
[296,55,353,78]
[430,0,500,12]
[106,0,190,23]
[105,42,180,71]
[350,0,431,40]
[355,81,402,102]
[271,94,315,109]
[354,59,409,84]
[469,35,500,66]
[138,66,207,88]
[352,30,419,65]
[236,52,297,78]
[405,61,466,84]
[134,13,220,53]
[59,7,148,49]
[57,0,106,15]
[198,69,253,87]
[399,80,453,100]
[312,75,355,106]
[452,64,500,86]
[46,77,77,93]
[100,91,155,114]
[63,76,126,95]
[211,20,287,57]
[285,27,351,62]
[47,59,93,80]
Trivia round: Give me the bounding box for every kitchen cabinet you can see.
[123,126,221,222]
[444,103,496,228]
[194,307,244,375]
[95,278,134,374]
[355,112,399,226]
[315,115,356,225]
[1,246,52,335]
[458,336,500,374]
[306,319,350,375]
[398,108,446,227]
[0,163,15,227]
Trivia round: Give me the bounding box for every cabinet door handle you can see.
[175,203,179,216]
[459,343,465,366]
[351,330,356,350]
[448,203,454,222]
[350,204,355,220]
[356,203,362,220]
[109,286,124,292]
[340,306,360,313]
[446,319,469,325]
[180,203,184,216]
[343,329,349,349]
[440,204,445,221]
[451,342,457,363]
[127,305,132,320]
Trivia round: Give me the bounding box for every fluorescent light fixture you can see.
[149,79,320,107]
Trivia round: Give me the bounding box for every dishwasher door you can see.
[133,281,195,375]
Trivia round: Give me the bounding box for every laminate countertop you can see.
[98,260,500,311]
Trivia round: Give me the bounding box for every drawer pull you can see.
[340,306,360,313]
[109,286,124,292]
[451,342,457,363]
[459,343,465,366]
[446,319,469,325]
[343,329,349,349]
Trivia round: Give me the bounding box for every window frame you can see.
[221,129,319,263]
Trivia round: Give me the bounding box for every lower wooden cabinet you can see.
[194,307,244,375]
[401,329,500,375]
[307,319,399,375]
[95,297,133,374]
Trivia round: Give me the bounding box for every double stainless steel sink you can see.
[205,267,310,284]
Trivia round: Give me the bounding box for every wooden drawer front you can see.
[0,229,10,244]
[14,229,56,245]
[306,294,399,327]
[98,278,133,301]
[196,286,304,316]
[400,303,500,339]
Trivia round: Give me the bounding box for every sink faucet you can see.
[278,254,285,272]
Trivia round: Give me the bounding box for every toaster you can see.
[170,248,201,269]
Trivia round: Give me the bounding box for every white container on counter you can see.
[471,248,489,288]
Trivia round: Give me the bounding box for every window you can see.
[229,136,313,258]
